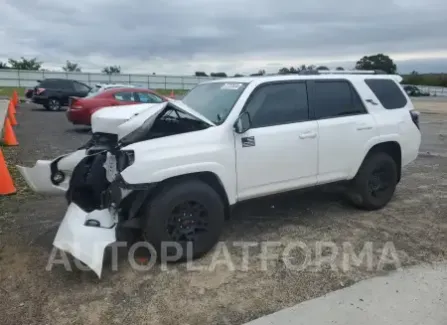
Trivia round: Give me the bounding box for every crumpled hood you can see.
[91,103,161,134]
[91,100,215,139]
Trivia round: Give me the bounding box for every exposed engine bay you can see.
[61,106,211,227]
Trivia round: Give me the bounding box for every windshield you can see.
[181,82,248,124]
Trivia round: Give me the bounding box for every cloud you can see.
[0,0,446,75]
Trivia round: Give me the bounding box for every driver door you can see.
[234,81,318,200]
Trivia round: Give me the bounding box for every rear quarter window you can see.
[365,79,408,109]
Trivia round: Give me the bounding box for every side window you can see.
[39,79,57,88]
[244,82,309,128]
[136,92,163,103]
[74,82,90,93]
[114,92,135,101]
[312,80,366,119]
[365,79,407,109]
[60,80,75,90]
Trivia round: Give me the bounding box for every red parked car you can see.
[66,87,168,126]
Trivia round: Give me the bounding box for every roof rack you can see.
[298,69,387,75]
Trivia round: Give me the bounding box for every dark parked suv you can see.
[32,78,91,111]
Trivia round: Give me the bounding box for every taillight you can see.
[71,104,83,110]
[70,99,83,110]
[410,110,420,130]
[36,88,46,95]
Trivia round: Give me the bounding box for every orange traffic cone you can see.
[12,90,19,107]
[170,90,175,98]
[8,101,17,126]
[0,148,16,195]
[9,99,16,114]
[2,117,18,146]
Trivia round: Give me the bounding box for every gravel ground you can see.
[0,103,446,325]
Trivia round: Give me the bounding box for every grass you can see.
[0,87,188,98]
[0,87,26,98]
[0,145,38,223]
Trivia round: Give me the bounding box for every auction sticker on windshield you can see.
[221,83,243,90]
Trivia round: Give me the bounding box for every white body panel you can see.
[234,121,318,200]
[317,114,378,183]
[53,203,117,277]
[16,150,87,195]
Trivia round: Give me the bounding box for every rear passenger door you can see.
[234,81,318,200]
[308,79,378,183]
[58,80,77,105]
[113,91,138,105]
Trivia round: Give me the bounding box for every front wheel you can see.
[346,152,398,210]
[142,179,225,262]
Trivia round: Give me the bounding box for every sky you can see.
[0,0,447,75]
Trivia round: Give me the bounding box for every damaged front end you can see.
[17,101,214,277]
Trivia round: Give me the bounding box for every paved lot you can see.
[0,102,446,325]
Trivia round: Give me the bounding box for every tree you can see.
[299,64,316,71]
[355,54,397,74]
[0,61,9,69]
[8,57,42,70]
[233,74,244,77]
[250,69,266,76]
[102,65,121,74]
[195,71,208,77]
[278,67,290,74]
[62,60,81,72]
[210,72,227,77]
[316,66,329,70]
[336,67,344,71]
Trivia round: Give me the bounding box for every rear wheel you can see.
[142,179,225,262]
[347,152,398,210]
[46,98,61,111]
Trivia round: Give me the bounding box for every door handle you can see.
[299,131,317,139]
[356,124,373,131]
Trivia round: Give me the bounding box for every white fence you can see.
[0,69,217,90]
[416,85,447,97]
[1,69,447,96]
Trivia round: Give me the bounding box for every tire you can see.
[46,98,61,111]
[346,152,398,210]
[142,179,225,262]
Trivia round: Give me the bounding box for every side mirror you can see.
[234,111,252,134]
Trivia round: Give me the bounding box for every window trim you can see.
[240,80,311,129]
[364,78,408,110]
[307,79,368,121]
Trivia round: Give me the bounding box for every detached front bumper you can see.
[16,150,87,195]
[53,203,117,277]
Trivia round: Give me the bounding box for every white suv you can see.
[18,71,421,277]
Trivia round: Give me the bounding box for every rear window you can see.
[365,79,407,109]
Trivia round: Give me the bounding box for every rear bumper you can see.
[32,95,49,105]
[66,109,91,125]
[53,202,117,277]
